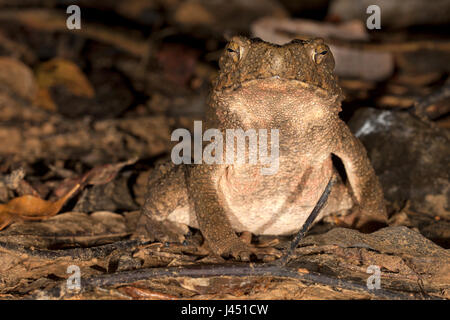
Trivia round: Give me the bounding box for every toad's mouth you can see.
[216,76,339,98]
[222,77,340,103]
[246,76,327,91]
[212,77,343,119]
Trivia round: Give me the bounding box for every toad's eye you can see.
[313,49,328,64]
[224,36,251,64]
[313,50,327,64]
[226,43,242,63]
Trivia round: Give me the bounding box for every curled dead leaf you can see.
[53,157,139,198]
[0,183,80,231]
[35,58,95,111]
[84,157,139,186]
[36,58,95,97]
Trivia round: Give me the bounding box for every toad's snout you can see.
[269,51,290,76]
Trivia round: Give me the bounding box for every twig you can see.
[278,177,335,265]
[45,263,438,300]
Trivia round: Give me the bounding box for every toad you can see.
[134,36,387,260]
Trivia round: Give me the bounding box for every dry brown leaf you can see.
[0,183,80,231]
[53,157,138,198]
[36,58,95,96]
[84,157,139,186]
[35,58,94,111]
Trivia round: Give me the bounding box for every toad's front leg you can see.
[331,120,387,231]
[186,164,280,261]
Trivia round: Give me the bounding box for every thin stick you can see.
[278,177,335,265]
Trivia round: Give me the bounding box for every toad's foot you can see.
[215,231,282,262]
